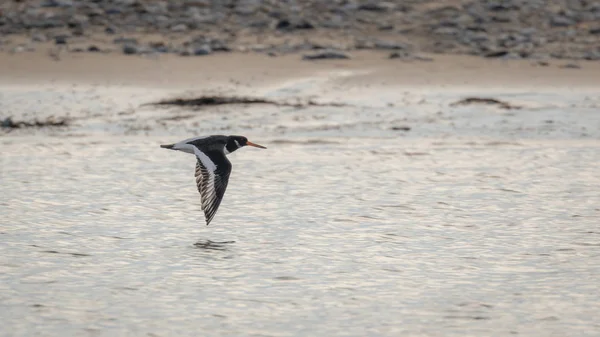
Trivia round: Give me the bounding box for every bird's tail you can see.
[160,144,175,149]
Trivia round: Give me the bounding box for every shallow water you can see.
[2,135,600,337]
[1,81,600,336]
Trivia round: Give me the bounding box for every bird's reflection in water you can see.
[193,240,236,251]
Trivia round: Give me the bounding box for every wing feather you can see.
[193,149,232,225]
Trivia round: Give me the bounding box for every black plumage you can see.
[161,135,266,225]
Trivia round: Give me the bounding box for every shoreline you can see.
[1,49,598,141]
[1,50,599,91]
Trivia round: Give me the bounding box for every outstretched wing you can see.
[193,149,232,225]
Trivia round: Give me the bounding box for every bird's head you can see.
[226,135,267,154]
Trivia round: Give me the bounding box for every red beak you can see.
[246,141,267,149]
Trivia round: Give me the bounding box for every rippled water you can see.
[2,133,600,336]
[2,78,600,336]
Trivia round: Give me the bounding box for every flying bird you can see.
[161,135,267,225]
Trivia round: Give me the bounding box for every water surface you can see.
[1,83,600,336]
[2,135,599,336]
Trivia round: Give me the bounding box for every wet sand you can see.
[2,51,600,90]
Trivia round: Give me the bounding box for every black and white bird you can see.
[160,135,267,225]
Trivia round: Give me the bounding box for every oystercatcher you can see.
[161,135,267,225]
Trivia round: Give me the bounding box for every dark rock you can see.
[105,8,122,15]
[1,117,14,128]
[31,33,48,43]
[491,14,513,23]
[114,37,138,45]
[71,26,85,37]
[68,14,89,28]
[276,18,315,30]
[210,40,231,52]
[105,26,117,35]
[276,19,291,30]
[295,20,315,30]
[550,16,575,27]
[187,36,230,52]
[54,35,69,45]
[374,40,411,50]
[486,3,519,11]
[149,42,169,53]
[25,19,65,29]
[357,39,412,51]
[583,51,600,60]
[193,44,212,56]
[359,2,394,12]
[391,126,411,131]
[302,50,350,60]
[389,51,410,59]
[389,52,433,62]
[42,0,74,8]
[485,50,509,58]
[122,44,138,55]
[88,45,101,52]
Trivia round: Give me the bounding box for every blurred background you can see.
[1,1,599,337]
[1,0,599,59]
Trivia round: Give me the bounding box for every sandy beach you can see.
[1,50,599,139]
[2,50,600,88]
